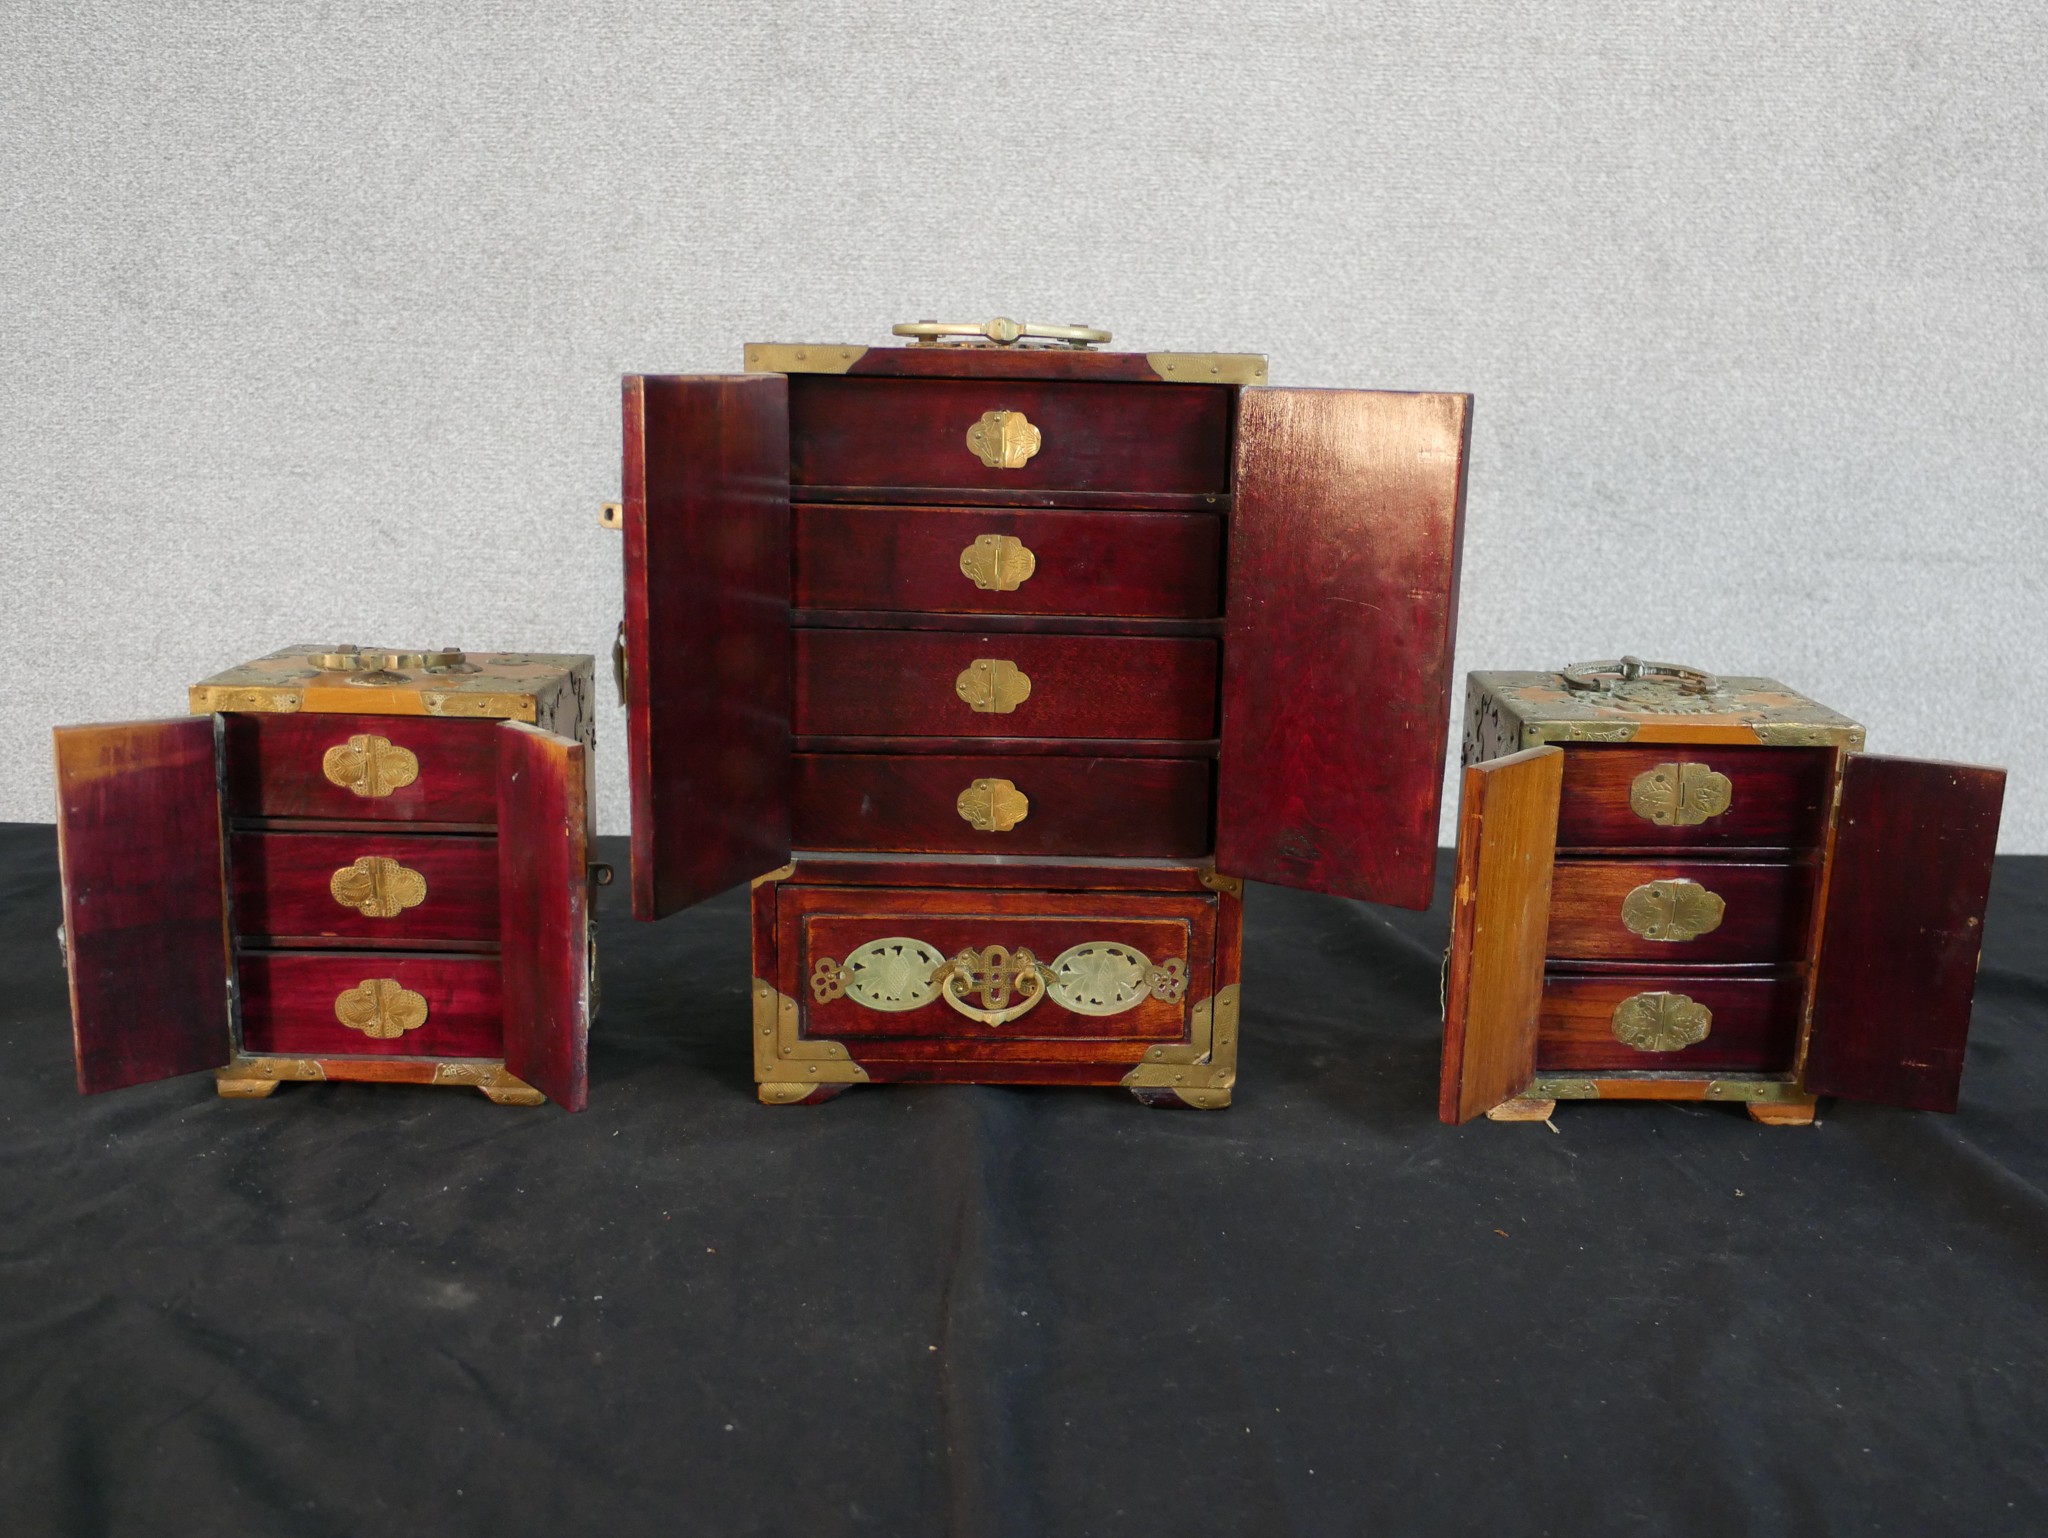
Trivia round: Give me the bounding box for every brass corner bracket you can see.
[754,978,870,1104]
[1121,982,1238,1109]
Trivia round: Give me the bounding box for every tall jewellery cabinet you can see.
[614,319,1469,1105]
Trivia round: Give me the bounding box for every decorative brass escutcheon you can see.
[1611,991,1713,1052]
[333,978,429,1039]
[329,855,428,919]
[1620,879,1726,942]
[956,777,1030,832]
[955,658,1033,714]
[1630,761,1734,827]
[959,534,1037,592]
[321,734,419,798]
[965,410,1042,469]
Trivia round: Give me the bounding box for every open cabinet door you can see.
[498,722,592,1112]
[1216,388,1470,907]
[1802,754,2005,1112]
[1439,747,1562,1124]
[53,718,232,1093]
[623,373,791,919]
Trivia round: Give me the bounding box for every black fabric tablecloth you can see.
[3,821,2044,1537]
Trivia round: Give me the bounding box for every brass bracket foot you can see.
[1746,1100,1818,1126]
[1486,1097,1558,1123]
[758,1082,851,1106]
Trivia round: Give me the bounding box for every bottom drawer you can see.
[779,885,1217,1049]
[1536,971,1802,1074]
[239,953,504,1057]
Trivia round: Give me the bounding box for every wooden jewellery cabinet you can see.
[1439,661,2006,1125]
[55,646,599,1110]
[613,317,1472,1106]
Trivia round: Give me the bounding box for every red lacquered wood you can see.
[1536,971,1802,1074]
[625,373,792,919]
[1216,388,1470,907]
[781,854,1221,891]
[792,630,1219,740]
[793,610,1223,639]
[788,376,1231,494]
[792,754,1213,857]
[1439,748,1560,1123]
[237,953,503,1057]
[54,718,232,1092]
[854,1060,1138,1083]
[1546,859,1813,965]
[797,485,1229,513]
[230,831,498,946]
[792,505,1223,619]
[1803,755,2006,1111]
[221,713,498,825]
[497,722,591,1112]
[793,735,1219,759]
[1555,745,1834,852]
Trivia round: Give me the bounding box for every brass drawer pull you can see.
[1611,991,1713,1052]
[330,856,428,918]
[955,658,1032,714]
[321,733,419,798]
[1629,761,1732,827]
[933,945,1049,1026]
[959,534,1036,592]
[334,978,428,1039]
[965,409,1042,468]
[1620,879,1725,942]
[956,777,1029,832]
[810,938,1185,1027]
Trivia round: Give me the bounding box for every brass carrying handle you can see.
[930,947,1053,1027]
[1561,656,1718,694]
[893,317,1110,348]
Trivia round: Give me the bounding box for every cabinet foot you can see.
[476,1071,546,1107]
[1486,1097,1557,1123]
[1746,1100,1817,1126]
[759,1082,851,1106]
[1130,1086,1231,1110]
[215,1075,283,1099]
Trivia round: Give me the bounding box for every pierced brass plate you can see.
[957,777,1029,832]
[1611,991,1713,1052]
[1630,761,1734,827]
[329,855,427,918]
[334,978,429,1039]
[955,658,1032,714]
[321,734,419,798]
[959,534,1036,592]
[965,410,1042,469]
[823,937,948,1012]
[1620,879,1725,942]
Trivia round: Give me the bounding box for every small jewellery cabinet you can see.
[616,319,1470,1105]
[1439,662,2006,1125]
[55,647,599,1109]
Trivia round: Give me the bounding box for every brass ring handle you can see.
[938,965,1049,1026]
[893,317,1110,348]
[1561,656,1719,695]
[930,946,1052,1027]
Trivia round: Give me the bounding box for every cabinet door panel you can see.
[624,373,792,917]
[55,718,232,1092]
[1217,388,1469,906]
[497,722,592,1112]
[1803,755,2005,1111]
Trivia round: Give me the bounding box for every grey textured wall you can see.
[4,2,2043,850]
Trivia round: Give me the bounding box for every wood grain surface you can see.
[496,721,591,1112]
[221,713,498,825]
[1546,859,1813,965]
[1536,970,1802,1073]
[230,830,499,946]
[1555,744,1834,852]
[1216,388,1469,906]
[236,953,503,1058]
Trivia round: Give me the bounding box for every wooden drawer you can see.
[237,953,503,1057]
[792,754,1213,857]
[793,504,1223,618]
[788,375,1231,495]
[792,630,1219,740]
[779,885,1214,1047]
[1555,745,1834,851]
[222,713,498,825]
[1536,970,1803,1074]
[230,831,498,945]
[1546,859,1814,964]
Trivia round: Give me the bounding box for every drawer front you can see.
[1546,860,1814,964]
[789,376,1231,495]
[792,754,1213,857]
[1555,745,1834,851]
[238,953,503,1057]
[780,886,1215,1046]
[222,713,498,824]
[231,832,499,945]
[1536,971,1802,1073]
[793,504,1223,618]
[793,630,1219,740]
